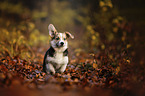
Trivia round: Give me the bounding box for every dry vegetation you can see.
[0,0,145,96]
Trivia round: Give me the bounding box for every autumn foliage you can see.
[0,0,145,96]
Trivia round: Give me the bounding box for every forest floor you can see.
[0,42,145,96]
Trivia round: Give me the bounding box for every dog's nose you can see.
[60,42,64,46]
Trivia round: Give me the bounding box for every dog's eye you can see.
[56,37,60,40]
[64,38,66,40]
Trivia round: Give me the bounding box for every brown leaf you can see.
[93,63,98,69]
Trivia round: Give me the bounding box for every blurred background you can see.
[0,0,144,61]
[0,0,145,95]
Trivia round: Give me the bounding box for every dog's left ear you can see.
[65,32,74,39]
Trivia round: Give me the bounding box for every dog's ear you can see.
[48,24,57,37]
[65,32,74,39]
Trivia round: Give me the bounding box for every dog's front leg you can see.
[46,63,55,74]
[59,64,67,73]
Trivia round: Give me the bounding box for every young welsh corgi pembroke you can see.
[43,24,74,74]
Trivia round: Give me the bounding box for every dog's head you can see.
[48,24,74,50]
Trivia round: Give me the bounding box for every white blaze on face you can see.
[58,33,68,48]
[50,33,68,52]
[58,33,63,46]
[58,33,67,47]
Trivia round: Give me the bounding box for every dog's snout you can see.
[60,42,64,46]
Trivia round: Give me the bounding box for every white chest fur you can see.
[46,52,68,65]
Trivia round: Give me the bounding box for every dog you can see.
[43,24,74,74]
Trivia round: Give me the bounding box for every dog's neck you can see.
[48,46,68,57]
[53,46,68,53]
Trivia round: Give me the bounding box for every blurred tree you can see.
[68,0,121,51]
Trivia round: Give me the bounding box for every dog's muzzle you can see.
[56,42,64,47]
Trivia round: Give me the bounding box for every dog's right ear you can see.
[48,24,57,37]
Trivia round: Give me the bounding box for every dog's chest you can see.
[54,52,66,63]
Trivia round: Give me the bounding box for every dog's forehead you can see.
[58,33,66,38]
